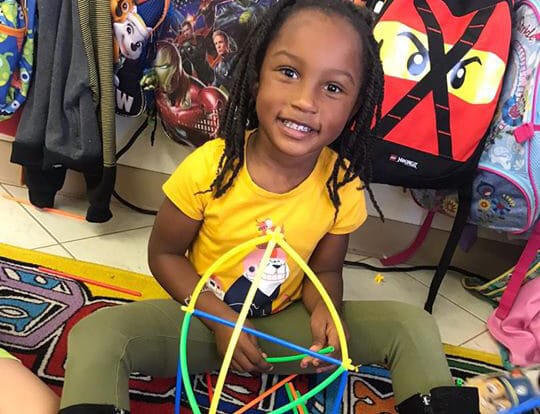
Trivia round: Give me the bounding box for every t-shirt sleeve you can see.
[329,178,368,235]
[162,140,222,220]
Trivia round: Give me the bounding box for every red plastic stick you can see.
[38,266,142,297]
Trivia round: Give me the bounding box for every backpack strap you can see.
[514,122,540,144]
[425,182,473,312]
[495,221,540,319]
[377,2,494,158]
[380,210,436,266]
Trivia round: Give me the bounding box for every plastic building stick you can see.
[285,383,299,414]
[332,370,349,414]
[209,233,280,414]
[191,309,342,367]
[233,374,297,414]
[265,346,335,363]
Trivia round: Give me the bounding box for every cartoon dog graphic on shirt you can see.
[224,246,290,317]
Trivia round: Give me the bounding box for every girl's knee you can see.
[388,302,440,335]
[345,301,441,339]
[68,312,100,347]
[67,306,128,356]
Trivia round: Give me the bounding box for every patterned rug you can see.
[0,243,504,413]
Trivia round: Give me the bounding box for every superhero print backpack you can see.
[369,0,513,312]
[140,0,274,147]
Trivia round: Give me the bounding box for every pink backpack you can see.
[488,278,540,366]
[487,221,540,366]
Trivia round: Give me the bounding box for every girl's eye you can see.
[279,67,298,79]
[325,83,343,94]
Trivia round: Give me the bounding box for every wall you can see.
[116,114,515,242]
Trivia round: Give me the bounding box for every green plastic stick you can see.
[265,346,335,363]
[295,390,309,414]
[180,312,202,414]
[284,384,299,414]
[270,367,345,414]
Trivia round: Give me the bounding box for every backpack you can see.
[370,0,513,312]
[0,0,36,121]
[462,249,539,306]
[395,0,540,315]
[112,0,170,117]
[143,0,273,147]
[411,0,540,235]
[488,278,540,367]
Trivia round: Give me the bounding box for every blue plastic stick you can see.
[501,396,540,414]
[193,309,343,367]
[174,354,183,414]
[332,370,349,414]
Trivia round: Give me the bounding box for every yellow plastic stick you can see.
[208,230,282,414]
[184,233,273,313]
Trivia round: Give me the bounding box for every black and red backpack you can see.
[369,0,513,311]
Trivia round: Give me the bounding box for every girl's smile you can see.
[278,117,319,140]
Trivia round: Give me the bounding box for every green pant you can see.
[60,300,453,410]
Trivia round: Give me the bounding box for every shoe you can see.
[58,404,129,414]
[396,386,480,413]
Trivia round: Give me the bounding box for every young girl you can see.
[57,1,537,413]
[0,347,59,413]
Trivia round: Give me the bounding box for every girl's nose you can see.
[291,83,319,114]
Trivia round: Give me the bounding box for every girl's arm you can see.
[148,198,273,373]
[148,197,240,332]
[302,232,349,313]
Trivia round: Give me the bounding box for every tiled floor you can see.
[0,182,500,355]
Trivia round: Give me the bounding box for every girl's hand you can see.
[300,301,349,372]
[213,319,274,373]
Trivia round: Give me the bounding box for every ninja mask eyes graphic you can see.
[373,1,509,162]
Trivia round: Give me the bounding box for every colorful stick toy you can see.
[175,228,357,414]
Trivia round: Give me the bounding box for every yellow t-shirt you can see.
[163,137,367,316]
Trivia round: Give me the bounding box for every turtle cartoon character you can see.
[23,32,34,65]
[0,1,19,26]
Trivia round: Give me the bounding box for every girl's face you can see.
[255,9,364,162]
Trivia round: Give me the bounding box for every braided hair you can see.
[207,0,385,220]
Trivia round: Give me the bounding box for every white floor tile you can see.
[345,251,367,262]
[62,227,153,275]
[461,331,501,355]
[3,184,156,243]
[405,269,495,322]
[34,244,74,258]
[0,184,57,249]
[343,260,487,346]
